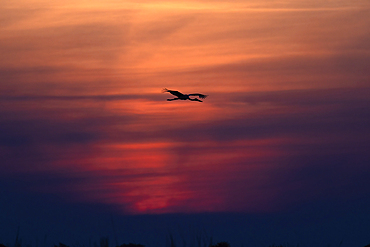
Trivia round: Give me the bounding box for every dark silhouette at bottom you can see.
[210,242,231,247]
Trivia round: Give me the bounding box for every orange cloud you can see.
[1,0,369,215]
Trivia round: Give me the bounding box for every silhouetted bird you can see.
[162,88,208,102]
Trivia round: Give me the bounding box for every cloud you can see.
[161,88,370,143]
[0,93,157,102]
[1,0,369,215]
[1,78,369,213]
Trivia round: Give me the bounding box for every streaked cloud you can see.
[1,0,369,214]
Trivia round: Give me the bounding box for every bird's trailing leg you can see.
[167,98,180,101]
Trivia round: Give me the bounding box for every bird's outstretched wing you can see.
[162,88,184,97]
[188,93,208,99]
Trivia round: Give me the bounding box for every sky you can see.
[1,0,370,246]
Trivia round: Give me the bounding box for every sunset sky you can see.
[1,0,370,246]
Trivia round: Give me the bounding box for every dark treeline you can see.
[1,240,370,247]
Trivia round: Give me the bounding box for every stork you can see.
[162,88,208,102]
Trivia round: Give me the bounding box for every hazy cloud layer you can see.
[1,86,369,213]
[1,0,370,214]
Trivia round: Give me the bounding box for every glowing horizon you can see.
[1,0,369,214]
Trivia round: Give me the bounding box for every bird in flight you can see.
[162,88,208,102]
